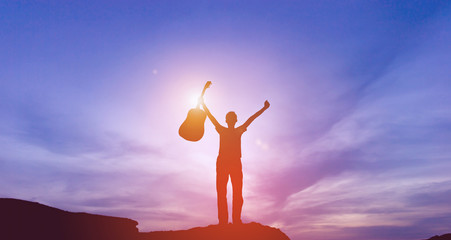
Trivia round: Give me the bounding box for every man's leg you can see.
[230,162,243,224]
[216,161,229,225]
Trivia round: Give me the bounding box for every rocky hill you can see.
[139,222,290,240]
[0,198,290,240]
[0,198,139,240]
[5,197,448,240]
[426,234,451,240]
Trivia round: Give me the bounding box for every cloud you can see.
[0,100,160,157]
[243,7,451,240]
[406,182,451,207]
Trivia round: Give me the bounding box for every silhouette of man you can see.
[201,98,270,225]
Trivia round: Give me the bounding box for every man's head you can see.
[226,111,237,126]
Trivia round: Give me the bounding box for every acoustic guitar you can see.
[178,81,212,141]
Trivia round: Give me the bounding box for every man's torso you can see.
[216,125,246,160]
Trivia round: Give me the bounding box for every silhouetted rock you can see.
[427,234,451,240]
[0,198,290,240]
[139,222,290,240]
[0,198,138,240]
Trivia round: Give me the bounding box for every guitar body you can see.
[179,81,211,142]
[179,108,207,141]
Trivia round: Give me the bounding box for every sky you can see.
[1,1,451,240]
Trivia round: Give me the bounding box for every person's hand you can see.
[199,96,205,105]
[264,100,270,109]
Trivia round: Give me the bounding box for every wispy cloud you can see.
[248,7,451,239]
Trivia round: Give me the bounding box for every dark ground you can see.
[0,198,289,240]
[427,234,451,240]
[1,198,449,240]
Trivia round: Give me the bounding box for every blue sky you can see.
[1,1,451,240]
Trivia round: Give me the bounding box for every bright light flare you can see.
[189,93,207,108]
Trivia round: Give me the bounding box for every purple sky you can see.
[1,1,451,240]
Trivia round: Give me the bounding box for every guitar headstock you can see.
[205,81,212,89]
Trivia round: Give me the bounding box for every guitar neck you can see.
[196,81,211,108]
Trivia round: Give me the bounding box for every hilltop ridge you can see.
[0,198,289,240]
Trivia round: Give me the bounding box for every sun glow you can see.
[189,94,206,108]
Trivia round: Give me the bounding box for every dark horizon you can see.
[0,198,291,240]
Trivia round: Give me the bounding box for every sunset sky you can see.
[1,1,451,240]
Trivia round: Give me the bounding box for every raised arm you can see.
[242,100,270,129]
[200,98,221,129]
